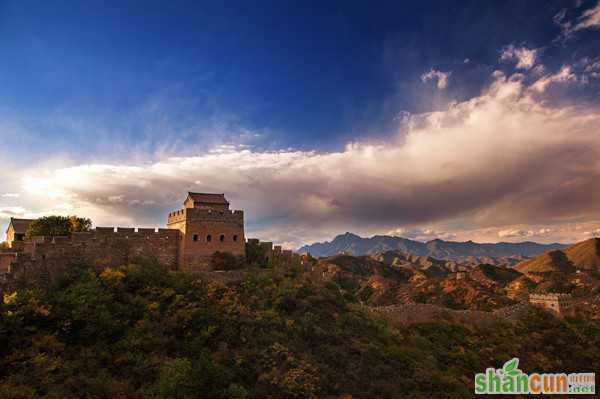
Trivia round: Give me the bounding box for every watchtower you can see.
[529,293,574,317]
[167,192,245,271]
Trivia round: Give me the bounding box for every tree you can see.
[245,240,268,268]
[24,215,92,239]
[210,251,241,271]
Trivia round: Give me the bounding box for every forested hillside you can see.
[1,261,599,398]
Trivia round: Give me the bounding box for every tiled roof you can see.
[7,218,36,234]
[186,192,229,205]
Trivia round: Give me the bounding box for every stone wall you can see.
[367,303,532,326]
[246,238,301,269]
[529,293,574,316]
[0,252,17,273]
[0,227,181,290]
[168,208,245,272]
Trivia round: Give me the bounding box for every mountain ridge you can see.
[298,232,568,259]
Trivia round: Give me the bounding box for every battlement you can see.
[246,238,300,269]
[21,228,181,245]
[0,192,255,288]
[0,226,182,291]
[529,293,572,301]
[167,208,244,225]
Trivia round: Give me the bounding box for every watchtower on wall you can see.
[529,293,574,317]
[167,192,245,271]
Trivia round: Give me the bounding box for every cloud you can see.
[420,69,451,89]
[555,1,600,39]
[497,228,534,239]
[500,45,538,70]
[10,68,600,248]
[573,1,600,31]
[529,65,578,92]
[387,227,457,241]
[0,206,29,219]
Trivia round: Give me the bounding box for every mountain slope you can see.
[298,232,567,259]
[513,250,576,274]
[512,238,600,275]
[564,238,600,271]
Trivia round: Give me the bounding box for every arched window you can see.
[206,234,212,242]
[193,234,198,242]
[233,235,238,242]
[219,234,225,242]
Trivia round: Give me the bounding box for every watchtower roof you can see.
[6,218,36,234]
[185,192,229,207]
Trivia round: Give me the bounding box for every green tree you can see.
[25,215,92,239]
[245,240,268,267]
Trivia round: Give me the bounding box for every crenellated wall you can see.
[0,228,181,290]
[529,293,574,316]
[246,238,301,269]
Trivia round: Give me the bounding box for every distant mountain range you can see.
[298,232,568,260]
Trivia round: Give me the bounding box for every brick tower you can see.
[167,192,245,271]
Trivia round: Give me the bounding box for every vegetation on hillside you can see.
[24,216,92,240]
[1,260,599,398]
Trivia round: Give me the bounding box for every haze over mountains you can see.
[298,232,567,260]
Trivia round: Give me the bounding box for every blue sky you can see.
[1,0,600,247]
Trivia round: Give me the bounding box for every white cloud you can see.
[497,228,534,239]
[500,45,538,70]
[387,227,457,242]
[420,69,451,89]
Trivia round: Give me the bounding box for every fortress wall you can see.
[173,208,246,273]
[246,239,301,269]
[0,228,181,290]
[0,253,16,273]
[368,303,507,326]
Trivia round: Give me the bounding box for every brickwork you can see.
[246,238,301,269]
[368,303,532,325]
[0,228,181,289]
[167,195,245,272]
[0,192,305,290]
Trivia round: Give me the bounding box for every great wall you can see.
[366,303,533,326]
[0,192,301,291]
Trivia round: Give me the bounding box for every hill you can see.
[1,261,599,398]
[564,238,600,271]
[513,250,576,274]
[513,238,600,275]
[298,232,566,259]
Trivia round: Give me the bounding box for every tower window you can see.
[233,235,238,242]
[206,234,212,242]
[219,234,225,242]
[193,234,198,242]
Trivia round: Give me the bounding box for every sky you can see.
[1,0,600,248]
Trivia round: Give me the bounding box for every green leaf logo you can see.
[503,358,520,377]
